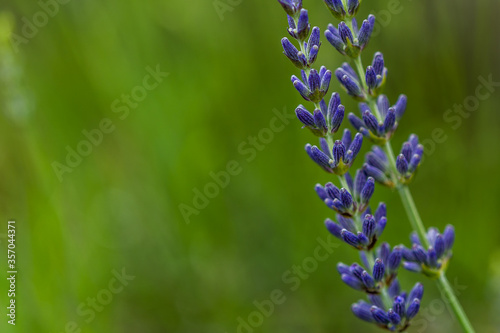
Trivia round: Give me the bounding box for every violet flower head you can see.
[287,9,310,41]
[282,26,321,69]
[278,0,303,16]
[335,62,365,100]
[325,15,375,58]
[295,92,345,136]
[402,226,455,277]
[365,52,388,97]
[292,67,332,103]
[348,93,407,145]
[396,134,424,184]
[305,130,363,175]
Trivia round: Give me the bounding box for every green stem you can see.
[437,273,476,333]
[350,51,476,333]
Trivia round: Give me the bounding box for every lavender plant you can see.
[276,0,475,331]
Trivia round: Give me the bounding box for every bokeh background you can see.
[0,0,499,332]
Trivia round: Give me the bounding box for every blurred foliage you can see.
[0,0,499,332]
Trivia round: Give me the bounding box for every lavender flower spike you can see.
[271,0,479,330]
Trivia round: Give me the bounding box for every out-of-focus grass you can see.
[0,0,499,332]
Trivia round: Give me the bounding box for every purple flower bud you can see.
[374,202,387,222]
[327,92,341,118]
[434,234,445,258]
[338,215,356,232]
[353,169,367,198]
[293,79,311,101]
[366,66,377,90]
[383,108,396,133]
[393,296,406,319]
[443,225,455,251]
[403,262,423,273]
[394,94,407,119]
[370,306,390,324]
[348,133,363,158]
[348,263,363,278]
[319,138,331,158]
[296,9,310,40]
[338,22,353,44]
[297,52,308,67]
[388,279,401,298]
[282,38,299,59]
[388,246,402,271]
[340,74,363,98]
[360,177,375,204]
[366,152,388,172]
[369,294,385,309]
[340,188,353,208]
[295,105,315,126]
[413,143,424,157]
[372,52,385,75]
[397,154,409,175]
[341,63,358,79]
[341,229,361,248]
[377,95,390,116]
[362,214,376,239]
[361,270,375,289]
[401,142,412,162]
[313,109,327,131]
[308,46,318,64]
[427,247,438,267]
[333,140,346,165]
[363,163,389,184]
[341,129,352,151]
[410,231,421,245]
[358,15,375,49]
[337,262,351,275]
[309,69,321,92]
[402,247,416,261]
[408,283,424,303]
[408,154,422,173]
[315,184,328,201]
[324,28,345,55]
[330,105,344,133]
[373,258,385,282]
[326,198,343,213]
[307,27,321,52]
[406,299,421,320]
[325,218,342,238]
[306,144,332,172]
[278,0,302,16]
[375,217,387,237]
[352,301,374,322]
[363,111,379,134]
[388,309,401,325]
[323,0,346,20]
[320,70,332,93]
[348,113,364,131]
[379,242,391,263]
[412,244,427,264]
[358,232,370,246]
[324,183,339,200]
[347,0,360,16]
[341,273,363,290]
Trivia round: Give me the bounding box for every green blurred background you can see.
[0,0,499,332]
